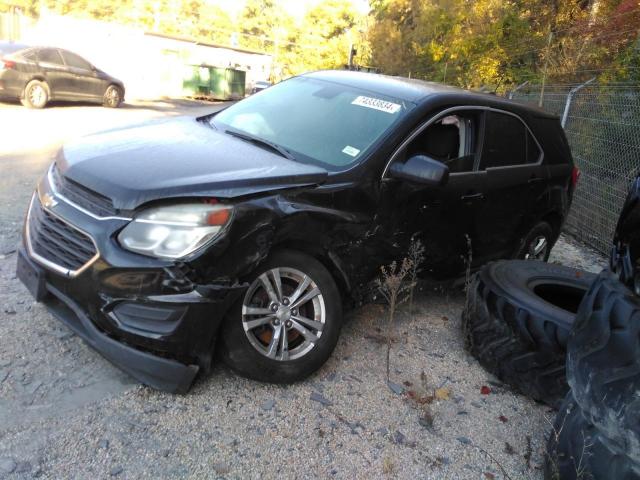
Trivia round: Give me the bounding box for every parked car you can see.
[250,80,271,94]
[0,41,124,108]
[16,70,576,392]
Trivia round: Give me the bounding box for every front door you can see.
[60,50,105,99]
[379,110,487,278]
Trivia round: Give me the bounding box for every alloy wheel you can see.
[241,267,326,361]
[105,86,120,107]
[29,85,46,107]
[524,235,548,260]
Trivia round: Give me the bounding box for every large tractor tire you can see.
[567,271,640,472]
[463,260,595,406]
[545,392,640,480]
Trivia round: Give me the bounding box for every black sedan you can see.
[17,71,576,392]
[0,42,124,108]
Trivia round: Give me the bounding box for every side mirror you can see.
[389,155,449,186]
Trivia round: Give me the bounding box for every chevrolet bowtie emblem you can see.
[42,193,58,209]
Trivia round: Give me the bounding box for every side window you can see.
[38,49,64,65]
[404,111,480,174]
[61,51,92,70]
[479,111,539,169]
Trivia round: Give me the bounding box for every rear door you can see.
[59,50,105,99]
[473,110,547,262]
[36,48,74,98]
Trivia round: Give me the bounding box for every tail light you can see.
[571,166,580,188]
[0,59,16,70]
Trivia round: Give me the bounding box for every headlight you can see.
[118,203,232,259]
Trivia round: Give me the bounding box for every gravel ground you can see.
[0,234,606,480]
[0,99,609,479]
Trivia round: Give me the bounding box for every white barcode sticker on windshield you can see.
[351,96,401,114]
[342,145,360,157]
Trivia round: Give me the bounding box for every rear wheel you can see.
[21,80,49,108]
[103,85,122,108]
[515,221,554,261]
[219,250,342,383]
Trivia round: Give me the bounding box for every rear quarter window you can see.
[38,49,64,65]
[530,116,572,165]
[21,50,38,61]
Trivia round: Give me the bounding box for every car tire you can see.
[103,85,123,108]
[21,80,49,108]
[463,260,595,406]
[567,271,640,465]
[514,221,554,261]
[544,392,640,480]
[218,249,342,383]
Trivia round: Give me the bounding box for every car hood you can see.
[56,117,328,211]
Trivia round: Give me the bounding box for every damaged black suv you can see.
[17,71,577,392]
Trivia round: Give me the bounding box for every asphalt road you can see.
[0,98,607,479]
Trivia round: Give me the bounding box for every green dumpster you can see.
[184,65,246,100]
[209,67,226,99]
[182,65,212,96]
[209,67,246,100]
[226,69,246,99]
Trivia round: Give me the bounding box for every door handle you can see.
[528,176,544,184]
[461,192,484,201]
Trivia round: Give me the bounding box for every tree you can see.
[300,0,358,70]
[368,0,640,90]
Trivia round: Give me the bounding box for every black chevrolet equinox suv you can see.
[17,70,577,392]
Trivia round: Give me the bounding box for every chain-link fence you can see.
[510,83,640,254]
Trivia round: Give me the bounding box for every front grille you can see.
[28,196,98,273]
[51,164,117,217]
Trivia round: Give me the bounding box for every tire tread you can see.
[463,261,592,406]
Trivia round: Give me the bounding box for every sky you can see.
[212,0,371,21]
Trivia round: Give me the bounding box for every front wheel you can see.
[219,250,342,383]
[103,85,123,108]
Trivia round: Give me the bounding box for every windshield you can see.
[211,76,414,170]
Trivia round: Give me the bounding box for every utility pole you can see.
[443,62,448,83]
[539,30,553,108]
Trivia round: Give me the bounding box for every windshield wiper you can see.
[225,130,296,161]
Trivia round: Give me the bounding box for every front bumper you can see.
[19,249,198,392]
[17,181,244,393]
